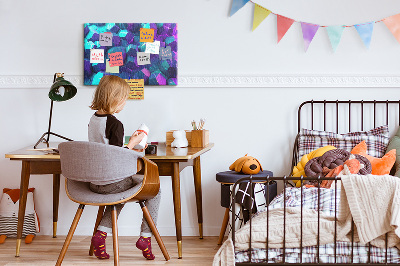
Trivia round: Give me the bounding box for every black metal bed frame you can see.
[232,100,400,265]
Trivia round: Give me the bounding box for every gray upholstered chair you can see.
[55,141,169,265]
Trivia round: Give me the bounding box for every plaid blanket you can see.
[235,186,400,263]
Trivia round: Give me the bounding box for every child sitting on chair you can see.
[88,75,161,260]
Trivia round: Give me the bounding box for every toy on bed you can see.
[291,145,336,180]
[229,154,263,175]
[0,188,39,244]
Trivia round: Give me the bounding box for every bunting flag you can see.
[354,22,374,49]
[277,15,295,43]
[383,14,400,44]
[326,26,345,52]
[230,0,250,17]
[301,22,319,52]
[253,4,271,31]
[228,0,400,52]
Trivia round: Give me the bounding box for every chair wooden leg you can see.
[89,206,105,256]
[56,204,85,266]
[111,205,119,266]
[218,208,230,245]
[139,201,170,261]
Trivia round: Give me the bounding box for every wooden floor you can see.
[0,235,223,265]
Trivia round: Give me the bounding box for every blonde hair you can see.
[90,75,130,114]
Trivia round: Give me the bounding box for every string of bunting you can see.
[230,0,400,52]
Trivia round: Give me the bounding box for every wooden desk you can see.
[5,142,213,259]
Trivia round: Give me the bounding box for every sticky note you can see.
[140,28,155,42]
[105,59,119,73]
[160,46,172,60]
[109,52,123,67]
[90,49,104,63]
[125,79,144,100]
[145,41,160,54]
[99,32,113,46]
[137,52,151,65]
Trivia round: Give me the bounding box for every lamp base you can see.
[33,132,73,149]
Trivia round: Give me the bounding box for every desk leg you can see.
[171,162,182,259]
[16,161,31,257]
[53,174,60,238]
[193,157,203,239]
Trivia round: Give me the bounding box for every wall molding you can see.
[1,75,399,88]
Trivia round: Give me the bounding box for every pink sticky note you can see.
[109,52,123,67]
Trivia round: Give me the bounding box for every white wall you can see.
[1,0,400,236]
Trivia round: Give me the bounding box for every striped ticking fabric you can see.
[296,125,390,164]
[0,213,37,237]
[235,186,400,264]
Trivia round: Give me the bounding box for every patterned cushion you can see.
[296,125,390,164]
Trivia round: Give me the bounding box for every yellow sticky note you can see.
[125,79,144,100]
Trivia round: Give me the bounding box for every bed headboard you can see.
[292,100,400,169]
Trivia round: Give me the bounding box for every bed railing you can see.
[292,100,400,170]
[231,175,393,265]
[231,100,400,265]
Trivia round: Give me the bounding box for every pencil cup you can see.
[191,130,209,148]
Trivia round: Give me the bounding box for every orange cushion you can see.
[351,140,396,175]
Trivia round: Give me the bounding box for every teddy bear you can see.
[0,188,39,244]
[171,130,188,148]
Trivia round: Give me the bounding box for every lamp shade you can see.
[48,76,77,102]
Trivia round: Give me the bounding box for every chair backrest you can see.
[59,141,142,183]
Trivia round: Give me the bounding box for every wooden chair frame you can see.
[56,157,170,266]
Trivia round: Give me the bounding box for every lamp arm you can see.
[46,100,54,143]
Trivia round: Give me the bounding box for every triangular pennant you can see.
[230,0,250,17]
[277,15,295,43]
[301,22,320,52]
[326,25,345,52]
[252,4,271,31]
[354,22,374,49]
[383,14,400,44]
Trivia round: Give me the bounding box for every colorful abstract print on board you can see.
[84,23,178,86]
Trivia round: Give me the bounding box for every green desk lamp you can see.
[34,73,77,149]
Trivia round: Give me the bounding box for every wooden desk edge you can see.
[146,143,214,160]
[5,143,214,160]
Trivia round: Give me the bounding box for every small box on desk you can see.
[166,130,192,146]
[191,130,209,148]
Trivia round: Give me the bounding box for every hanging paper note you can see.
[383,14,400,44]
[140,28,155,42]
[105,59,119,73]
[230,0,250,17]
[99,32,113,46]
[301,22,319,52]
[137,52,151,65]
[160,46,172,60]
[277,15,295,43]
[125,79,144,100]
[326,26,345,53]
[354,22,374,49]
[253,4,271,31]
[90,49,104,63]
[109,52,123,67]
[145,41,160,54]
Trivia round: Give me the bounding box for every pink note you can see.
[109,52,123,67]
